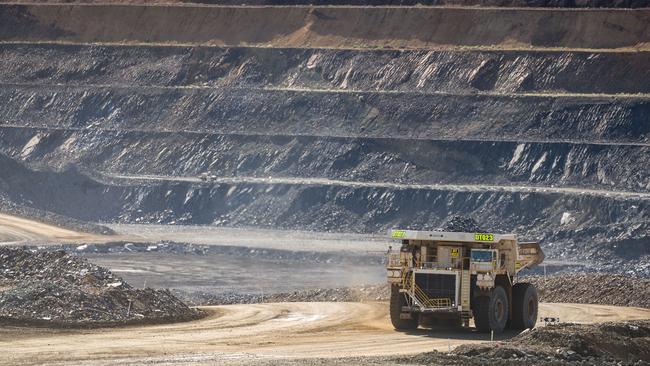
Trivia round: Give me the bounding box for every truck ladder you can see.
[460,269,471,312]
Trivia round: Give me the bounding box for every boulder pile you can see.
[0,247,201,326]
[177,284,391,306]
[449,320,650,365]
[439,215,485,233]
[525,273,650,309]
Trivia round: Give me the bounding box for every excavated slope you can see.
[1,4,649,49]
[2,127,649,192]
[1,86,647,144]
[0,4,648,274]
[0,152,648,274]
[2,44,650,94]
[3,0,650,7]
[0,46,647,191]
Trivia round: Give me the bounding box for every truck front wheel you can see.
[390,285,418,331]
[510,283,538,330]
[473,286,509,333]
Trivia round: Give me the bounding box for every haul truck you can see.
[387,229,544,333]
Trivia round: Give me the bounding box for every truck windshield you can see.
[471,250,493,263]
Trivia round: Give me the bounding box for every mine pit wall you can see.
[3,0,650,7]
[2,0,650,7]
[0,75,647,191]
[1,127,649,192]
[0,2,648,273]
[2,44,650,95]
[0,157,647,264]
[0,150,646,235]
[1,4,650,49]
[0,86,648,142]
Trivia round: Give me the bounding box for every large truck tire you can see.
[488,286,509,333]
[390,284,418,331]
[510,283,538,330]
[473,286,509,333]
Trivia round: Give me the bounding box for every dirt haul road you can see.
[0,213,106,244]
[4,302,649,365]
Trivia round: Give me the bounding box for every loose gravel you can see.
[525,273,650,309]
[174,272,650,309]
[0,247,201,326]
[439,215,485,233]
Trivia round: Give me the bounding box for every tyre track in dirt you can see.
[0,213,106,244]
[2,302,649,365]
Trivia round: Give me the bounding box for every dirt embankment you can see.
[3,44,650,95]
[0,212,108,244]
[176,272,650,308]
[0,152,647,275]
[0,247,201,327]
[1,4,649,49]
[404,320,650,365]
[526,273,650,308]
[2,0,649,8]
[177,284,391,306]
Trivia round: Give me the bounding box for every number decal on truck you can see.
[474,233,494,241]
[391,230,406,238]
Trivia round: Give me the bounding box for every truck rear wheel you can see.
[473,286,509,333]
[390,285,418,331]
[510,283,538,330]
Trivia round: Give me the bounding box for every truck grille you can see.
[414,273,456,305]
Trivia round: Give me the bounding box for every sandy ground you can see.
[2,302,649,365]
[1,212,647,365]
[0,211,389,253]
[86,252,385,293]
[0,213,108,244]
[110,223,389,253]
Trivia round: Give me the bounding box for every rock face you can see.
[3,0,649,6]
[1,148,648,275]
[4,0,650,6]
[440,216,485,233]
[0,248,201,326]
[0,4,648,277]
[3,45,650,95]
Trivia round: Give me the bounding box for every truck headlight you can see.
[387,270,401,278]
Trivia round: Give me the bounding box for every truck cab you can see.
[386,229,544,333]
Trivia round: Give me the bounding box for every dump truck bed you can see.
[389,229,544,275]
[390,229,516,243]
